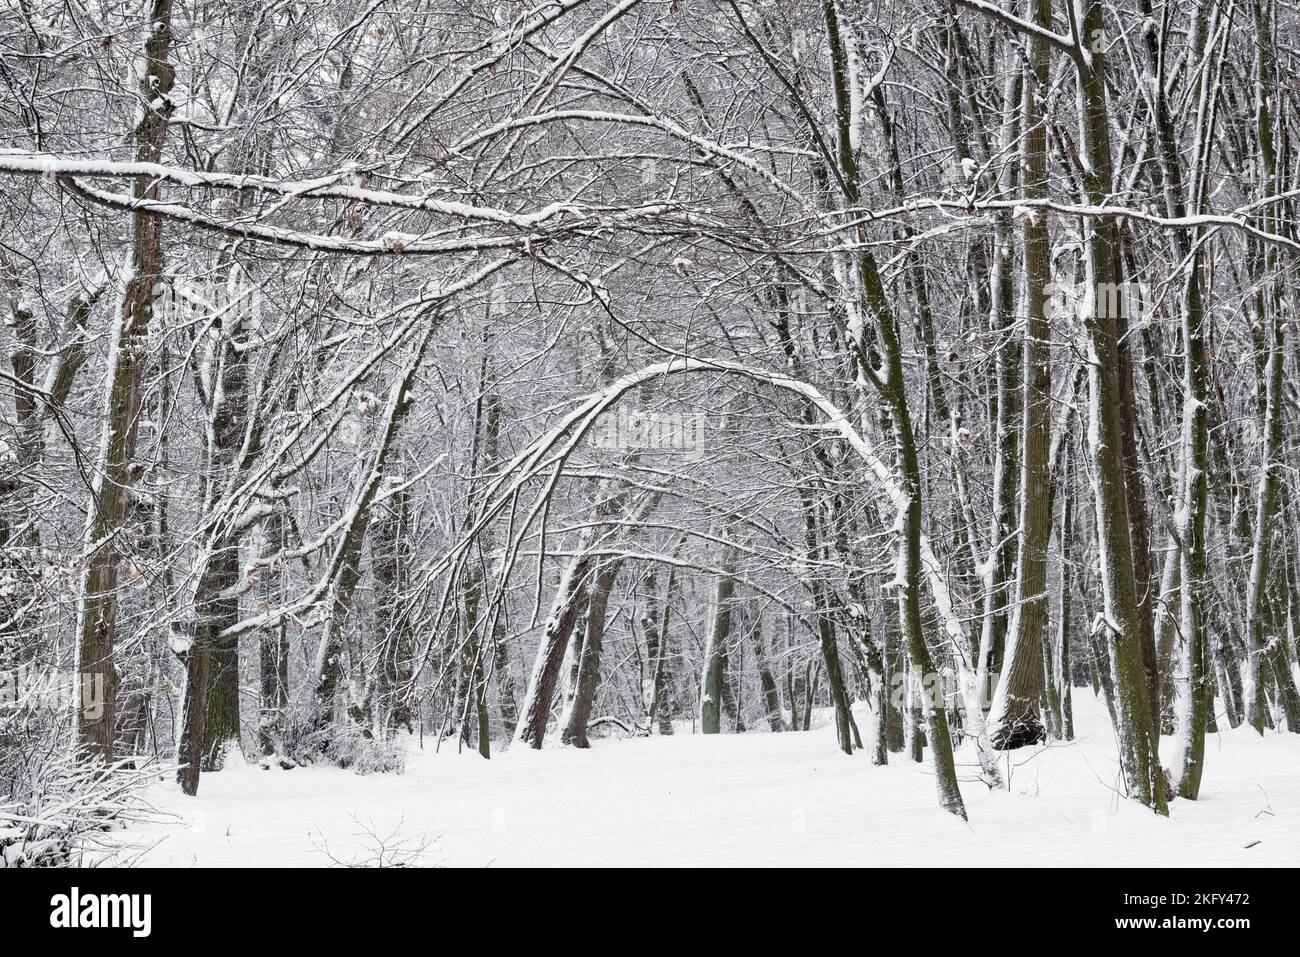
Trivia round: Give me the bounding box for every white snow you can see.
[106,693,1298,867]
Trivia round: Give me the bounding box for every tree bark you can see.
[1075,0,1168,813]
[561,560,620,747]
[823,0,966,818]
[514,550,594,748]
[1243,0,1287,734]
[700,547,736,735]
[750,612,785,733]
[988,7,1052,750]
[77,0,175,764]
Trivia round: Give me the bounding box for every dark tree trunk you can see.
[562,561,620,747]
[78,0,175,765]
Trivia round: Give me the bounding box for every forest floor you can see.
[108,692,1298,867]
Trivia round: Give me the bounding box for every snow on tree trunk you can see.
[76,0,175,765]
[987,4,1051,751]
[699,546,736,736]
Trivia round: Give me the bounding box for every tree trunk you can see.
[700,547,736,735]
[750,612,785,733]
[369,488,414,738]
[799,486,855,754]
[514,552,593,748]
[305,324,431,763]
[1075,0,1167,813]
[561,560,620,747]
[76,0,175,764]
[1241,0,1292,735]
[988,12,1051,750]
[651,563,678,735]
[823,0,966,817]
[1056,433,1077,741]
[978,212,1021,690]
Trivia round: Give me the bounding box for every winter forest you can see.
[1,0,1299,869]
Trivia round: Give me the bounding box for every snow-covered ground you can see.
[110,693,1298,867]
